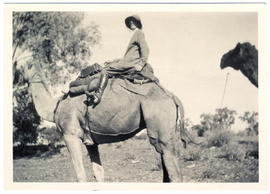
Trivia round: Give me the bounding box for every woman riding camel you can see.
[87,15,158,104]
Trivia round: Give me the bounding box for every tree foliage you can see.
[13,12,101,145]
[193,107,237,136]
[212,108,236,130]
[239,112,258,136]
[13,86,40,145]
[13,12,101,87]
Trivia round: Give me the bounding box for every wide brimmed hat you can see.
[125,15,142,29]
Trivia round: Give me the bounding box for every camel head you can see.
[220,43,244,70]
[23,62,50,93]
[220,42,257,71]
[23,63,43,83]
[22,62,58,122]
[220,42,258,87]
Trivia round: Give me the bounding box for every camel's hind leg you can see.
[142,98,183,182]
[149,136,183,182]
[160,143,183,182]
[85,144,104,182]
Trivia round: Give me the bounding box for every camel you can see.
[220,42,258,88]
[22,62,186,182]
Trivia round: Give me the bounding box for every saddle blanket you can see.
[115,78,155,96]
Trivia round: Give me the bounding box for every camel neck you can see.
[29,82,60,122]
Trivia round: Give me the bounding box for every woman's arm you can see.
[136,30,149,64]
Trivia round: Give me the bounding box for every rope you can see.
[220,71,230,108]
[28,71,51,95]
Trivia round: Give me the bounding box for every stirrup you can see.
[92,91,102,104]
[85,90,101,104]
[85,90,92,97]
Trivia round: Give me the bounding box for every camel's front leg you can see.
[86,144,104,182]
[63,134,87,182]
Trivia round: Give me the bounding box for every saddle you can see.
[80,63,102,78]
[69,63,154,95]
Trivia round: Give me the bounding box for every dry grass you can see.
[205,129,232,148]
[13,131,258,182]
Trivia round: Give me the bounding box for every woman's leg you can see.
[86,69,108,105]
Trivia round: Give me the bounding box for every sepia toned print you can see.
[4,3,267,190]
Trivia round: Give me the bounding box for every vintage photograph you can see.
[3,2,267,190]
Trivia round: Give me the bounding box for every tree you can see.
[13,12,101,145]
[13,12,101,87]
[213,107,236,130]
[13,85,40,145]
[239,112,258,136]
[193,107,237,136]
[200,113,214,131]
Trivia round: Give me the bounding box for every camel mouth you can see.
[220,56,227,69]
[220,62,225,69]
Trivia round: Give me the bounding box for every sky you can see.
[83,12,258,131]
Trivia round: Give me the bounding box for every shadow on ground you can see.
[13,144,65,159]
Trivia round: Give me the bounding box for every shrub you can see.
[37,124,63,148]
[13,86,40,145]
[241,138,259,159]
[183,145,201,161]
[220,142,246,161]
[205,129,232,148]
[217,133,258,161]
[192,124,206,137]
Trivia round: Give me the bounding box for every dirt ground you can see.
[13,134,258,183]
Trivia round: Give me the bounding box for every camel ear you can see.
[235,42,241,50]
[238,45,245,58]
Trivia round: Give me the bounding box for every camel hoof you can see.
[83,139,95,146]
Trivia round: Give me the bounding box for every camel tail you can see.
[154,81,200,148]
[174,96,201,149]
[174,97,187,149]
